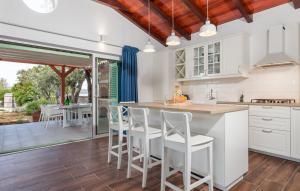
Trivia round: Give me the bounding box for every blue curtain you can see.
[121,45,139,102]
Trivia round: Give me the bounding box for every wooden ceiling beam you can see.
[94,0,166,46]
[181,0,206,23]
[140,0,191,40]
[292,0,300,9]
[232,0,253,23]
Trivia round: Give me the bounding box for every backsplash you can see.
[181,65,300,103]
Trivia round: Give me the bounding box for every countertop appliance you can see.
[250,99,296,104]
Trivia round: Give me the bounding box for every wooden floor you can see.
[0,137,299,191]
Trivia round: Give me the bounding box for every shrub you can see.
[25,99,48,115]
[12,82,38,106]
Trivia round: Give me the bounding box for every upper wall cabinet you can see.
[175,33,250,81]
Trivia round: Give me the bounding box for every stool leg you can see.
[108,128,113,164]
[139,139,143,163]
[117,130,123,169]
[184,150,191,191]
[160,146,167,191]
[208,142,214,191]
[127,134,133,178]
[142,139,149,188]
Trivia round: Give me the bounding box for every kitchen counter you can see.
[122,101,248,190]
[218,101,300,107]
[121,102,248,114]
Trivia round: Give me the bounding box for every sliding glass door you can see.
[94,57,119,135]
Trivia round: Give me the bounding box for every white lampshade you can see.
[23,0,58,13]
[166,31,181,46]
[199,20,217,37]
[143,39,156,53]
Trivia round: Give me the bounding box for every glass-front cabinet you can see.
[193,46,205,77]
[207,42,221,75]
[192,41,221,78]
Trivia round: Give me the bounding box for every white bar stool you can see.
[127,107,162,188]
[160,110,214,191]
[107,105,129,169]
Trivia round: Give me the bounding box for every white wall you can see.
[153,3,300,103]
[0,0,163,55]
[0,0,163,101]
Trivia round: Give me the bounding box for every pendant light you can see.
[23,0,58,14]
[143,0,156,53]
[166,0,181,46]
[199,0,217,37]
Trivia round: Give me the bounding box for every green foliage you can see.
[0,88,11,102]
[25,99,48,115]
[12,82,38,106]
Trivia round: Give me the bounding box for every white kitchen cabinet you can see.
[222,34,249,75]
[249,127,290,156]
[249,105,291,157]
[176,33,249,82]
[291,107,300,159]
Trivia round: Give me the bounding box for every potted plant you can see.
[25,99,48,122]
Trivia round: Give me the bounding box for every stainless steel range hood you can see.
[255,25,299,68]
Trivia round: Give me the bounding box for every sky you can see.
[0,61,87,89]
[0,61,35,87]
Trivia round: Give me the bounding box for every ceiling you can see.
[95,0,300,46]
[0,41,92,68]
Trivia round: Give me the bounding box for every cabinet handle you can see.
[293,108,300,111]
[262,129,273,133]
[262,118,273,121]
[262,106,273,109]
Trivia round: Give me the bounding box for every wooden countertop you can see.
[217,101,300,107]
[121,102,248,114]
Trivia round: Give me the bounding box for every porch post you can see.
[61,66,66,104]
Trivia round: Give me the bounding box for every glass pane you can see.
[215,42,220,53]
[194,58,199,66]
[194,66,198,76]
[200,47,204,56]
[214,54,220,63]
[199,57,204,65]
[199,65,204,74]
[194,48,198,57]
[208,64,214,74]
[208,55,214,64]
[208,44,214,55]
[214,63,220,73]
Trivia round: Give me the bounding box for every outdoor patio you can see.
[0,120,92,154]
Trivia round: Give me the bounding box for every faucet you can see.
[208,89,216,100]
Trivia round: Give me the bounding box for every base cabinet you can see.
[291,107,300,159]
[250,127,290,156]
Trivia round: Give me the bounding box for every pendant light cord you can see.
[172,0,174,32]
[206,0,209,21]
[148,0,151,37]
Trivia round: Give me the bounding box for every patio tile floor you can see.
[0,120,92,154]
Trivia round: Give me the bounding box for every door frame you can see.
[92,54,121,139]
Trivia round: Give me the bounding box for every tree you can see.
[66,69,85,103]
[12,82,38,106]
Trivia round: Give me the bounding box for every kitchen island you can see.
[122,102,249,191]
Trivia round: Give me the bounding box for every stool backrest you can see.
[108,105,123,127]
[128,107,149,135]
[161,110,192,144]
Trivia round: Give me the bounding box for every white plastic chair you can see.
[160,110,214,191]
[107,105,129,169]
[127,107,162,188]
[43,105,63,128]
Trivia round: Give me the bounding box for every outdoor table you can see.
[59,104,92,128]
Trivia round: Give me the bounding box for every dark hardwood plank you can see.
[0,138,300,191]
